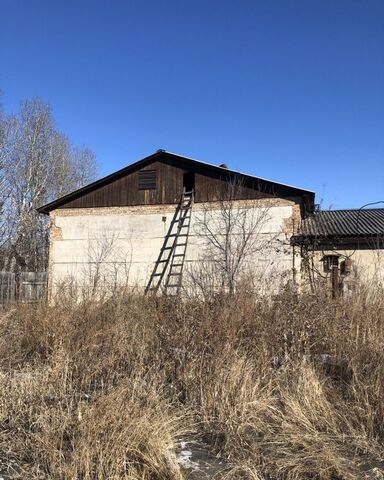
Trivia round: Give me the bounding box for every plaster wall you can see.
[309,248,384,289]
[48,199,300,295]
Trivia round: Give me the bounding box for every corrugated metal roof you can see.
[300,209,384,238]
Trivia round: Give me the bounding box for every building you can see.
[292,209,384,294]
[38,150,384,296]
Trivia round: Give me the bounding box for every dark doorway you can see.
[183,172,195,192]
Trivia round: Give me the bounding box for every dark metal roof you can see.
[299,209,384,238]
[38,150,314,214]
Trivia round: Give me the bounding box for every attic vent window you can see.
[138,170,157,190]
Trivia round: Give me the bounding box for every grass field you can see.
[1,286,384,479]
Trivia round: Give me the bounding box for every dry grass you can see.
[0,286,384,479]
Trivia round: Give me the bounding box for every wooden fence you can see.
[0,271,47,305]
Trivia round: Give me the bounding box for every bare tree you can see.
[0,97,96,271]
[0,96,11,256]
[78,231,133,300]
[191,178,276,295]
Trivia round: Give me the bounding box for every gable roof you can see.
[38,150,315,214]
[294,208,384,243]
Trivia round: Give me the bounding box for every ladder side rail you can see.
[165,221,191,293]
[175,191,193,293]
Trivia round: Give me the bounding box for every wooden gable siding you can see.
[39,150,315,214]
[59,161,183,209]
[194,171,274,203]
[58,157,293,209]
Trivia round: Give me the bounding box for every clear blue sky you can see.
[1,0,383,209]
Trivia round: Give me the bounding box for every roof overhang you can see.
[292,233,384,250]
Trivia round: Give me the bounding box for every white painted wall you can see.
[310,248,384,289]
[48,201,298,294]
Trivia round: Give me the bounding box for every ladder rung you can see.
[171,263,183,267]
[172,216,190,224]
[176,243,187,247]
[174,219,189,226]
[168,273,181,276]
[173,253,185,257]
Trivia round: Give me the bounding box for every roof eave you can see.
[292,233,384,246]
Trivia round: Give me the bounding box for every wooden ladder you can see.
[145,189,194,295]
